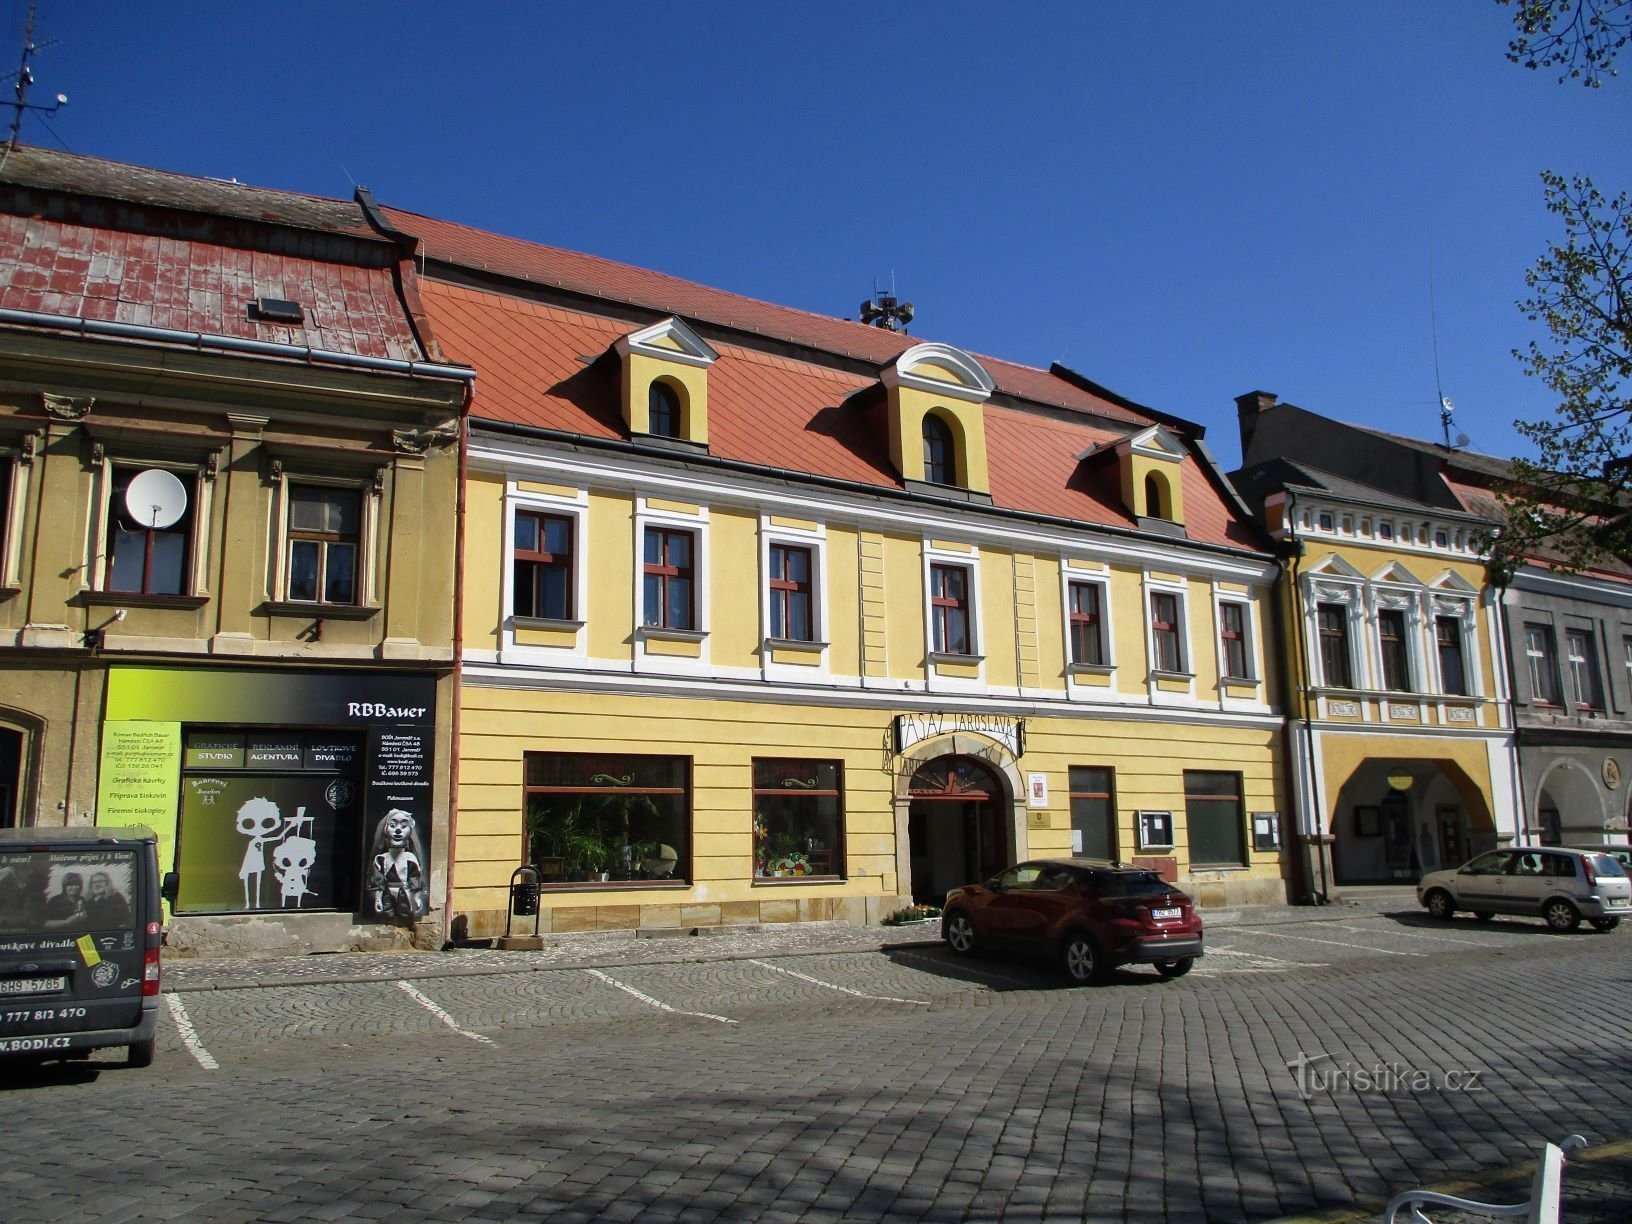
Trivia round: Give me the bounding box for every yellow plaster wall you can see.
[979,546,1017,687]
[1316,731,1496,826]
[825,523,862,676]
[462,470,505,653]
[710,506,760,668]
[880,533,927,677]
[887,385,989,492]
[1107,563,1149,689]
[587,488,634,661]
[621,352,710,444]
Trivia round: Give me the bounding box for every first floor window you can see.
[769,544,814,641]
[107,466,193,595]
[514,510,573,619]
[288,484,361,605]
[1068,581,1105,666]
[753,759,843,878]
[1219,601,1249,679]
[1317,603,1352,688]
[1525,623,1561,705]
[1566,628,1603,709]
[1185,770,1246,867]
[1436,616,1468,695]
[930,563,972,655]
[643,527,695,630]
[1378,608,1410,691]
[524,753,689,885]
[1069,766,1117,861]
[1150,591,1183,672]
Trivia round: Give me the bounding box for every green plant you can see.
[884,904,943,925]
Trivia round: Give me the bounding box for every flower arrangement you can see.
[883,904,943,926]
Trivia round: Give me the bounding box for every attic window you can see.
[250,298,305,325]
[923,415,956,486]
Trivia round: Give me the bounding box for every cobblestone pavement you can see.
[4,898,1630,1223]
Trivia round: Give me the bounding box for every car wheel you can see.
[1063,933,1105,984]
[1590,916,1621,932]
[943,911,978,956]
[1424,889,1456,921]
[1543,898,1581,932]
[128,1038,155,1069]
[1473,911,1494,922]
[1154,957,1194,979]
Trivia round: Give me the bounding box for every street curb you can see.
[1255,1137,1632,1223]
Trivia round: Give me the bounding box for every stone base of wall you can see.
[164,909,441,958]
[1186,875,1289,909]
[460,893,912,940]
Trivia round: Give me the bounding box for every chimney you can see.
[1234,390,1277,461]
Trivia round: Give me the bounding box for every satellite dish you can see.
[123,469,188,529]
[1455,433,1471,448]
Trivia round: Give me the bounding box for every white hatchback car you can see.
[1417,846,1632,932]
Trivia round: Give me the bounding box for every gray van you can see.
[0,826,163,1067]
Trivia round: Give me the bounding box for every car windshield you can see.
[0,848,140,936]
[1588,854,1628,878]
[1093,872,1175,897]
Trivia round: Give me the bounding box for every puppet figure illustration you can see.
[366,808,427,919]
[235,796,283,910]
[272,807,318,908]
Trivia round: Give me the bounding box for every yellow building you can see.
[1233,394,1517,893]
[394,208,1296,937]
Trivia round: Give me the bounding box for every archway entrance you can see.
[0,727,18,828]
[907,755,1007,904]
[1330,758,1495,884]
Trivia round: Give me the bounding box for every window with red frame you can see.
[1150,591,1183,672]
[1219,601,1249,679]
[1068,581,1105,666]
[768,544,814,642]
[514,510,573,620]
[930,563,972,655]
[642,527,695,630]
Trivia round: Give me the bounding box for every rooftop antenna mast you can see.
[859,275,915,332]
[6,2,67,151]
[1428,238,1464,450]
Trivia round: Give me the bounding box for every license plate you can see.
[0,975,66,995]
[1151,907,1181,920]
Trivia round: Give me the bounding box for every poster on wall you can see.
[97,720,182,843]
[364,727,433,919]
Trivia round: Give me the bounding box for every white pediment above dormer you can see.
[1429,571,1480,595]
[881,342,994,404]
[615,317,718,369]
[1115,425,1185,465]
[1305,553,1365,581]
[1370,560,1425,587]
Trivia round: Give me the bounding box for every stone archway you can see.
[903,755,1006,904]
[1532,758,1606,844]
[890,731,1024,907]
[1329,757,1496,883]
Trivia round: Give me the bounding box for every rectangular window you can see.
[1185,770,1246,867]
[1219,601,1249,679]
[513,511,573,620]
[107,467,194,595]
[1068,766,1117,860]
[287,485,361,605]
[1525,624,1562,705]
[1437,616,1468,696]
[1068,581,1105,666]
[930,563,971,655]
[1566,628,1603,709]
[768,544,814,642]
[753,759,843,879]
[642,527,695,630]
[1317,604,1352,688]
[523,753,689,885]
[1150,591,1183,672]
[1378,609,1410,691]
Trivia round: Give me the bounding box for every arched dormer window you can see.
[649,381,682,439]
[1144,473,1168,520]
[923,414,956,486]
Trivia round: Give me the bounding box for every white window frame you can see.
[1429,596,1479,698]
[1525,622,1562,705]
[271,468,379,607]
[1062,566,1113,674]
[92,454,214,598]
[1368,586,1423,693]
[501,483,589,662]
[922,540,983,665]
[1144,576,1192,679]
[1565,625,1603,709]
[1214,594,1256,682]
[634,499,710,643]
[759,518,828,650]
[0,445,30,590]
[1306,578,1364,692]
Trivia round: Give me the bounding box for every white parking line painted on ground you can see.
[894,948,1040,989]
[748,958,930,1005]
[1329,922,1501,945]
[1245,929,1427,956]
[164,993,219,1071]
[582,968,739,1025]
[1203,945,1330,967]
[395,981,496,1045]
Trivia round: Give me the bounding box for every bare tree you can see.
[1498,0,1632,85]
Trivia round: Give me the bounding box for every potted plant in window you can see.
[566,832,613,882]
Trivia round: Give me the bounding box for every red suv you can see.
[942,858,1204,984]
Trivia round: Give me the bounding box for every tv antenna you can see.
[6,2,67,151]
[1428,239,1465,450]
[860,276,914,332]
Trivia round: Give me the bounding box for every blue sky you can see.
[5,2,1625,469]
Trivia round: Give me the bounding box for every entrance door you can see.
[0,728,19,829]
[906,756,1006,904]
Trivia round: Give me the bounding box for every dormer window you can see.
[649,381,682,439]
[1143,474,1168,521]
[923,415,955,486]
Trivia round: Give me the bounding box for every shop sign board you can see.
[892,712,1024,758]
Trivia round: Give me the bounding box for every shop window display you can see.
[524,753,689,884]
[753,759,843,879]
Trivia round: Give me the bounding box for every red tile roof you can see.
[422,281,1259,549]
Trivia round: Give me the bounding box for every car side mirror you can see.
[161,872,179,905]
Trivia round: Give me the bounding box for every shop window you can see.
[287,484,362,605]
[1437,615,1469,696]
[173,730,365,914]
[642,527,696,631]
[923,414,956,486]
[1377,609,1411,691]
[1566,628,1603,709]
[1185,770,1246,867]
[105,466,196,596]
[523,753,690,885]
[753,759,843,879]
[1219,601,1251,680]
[649,381,682,439]
[1150,590,1185,673]
[1317,603,1353,688]
[930,562,973,655]
[1068,580,1106,667]
[1069,766,1117,860]
[768,543,814,642]
[514,510,573,620]
[1525,623,1562,705]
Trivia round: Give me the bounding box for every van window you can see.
[0,848,140,935]
[1588,854,1629,878]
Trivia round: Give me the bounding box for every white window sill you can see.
[512,615,585,631]
[640,626,708,643]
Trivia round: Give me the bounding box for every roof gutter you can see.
[0,306,476,383]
